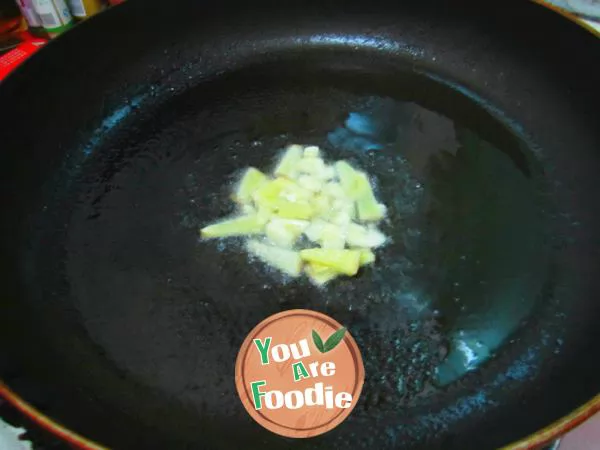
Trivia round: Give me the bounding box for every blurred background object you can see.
[549,0,600,17]
[559,412,600,449]
[66,0,105,20]
[15,0,45,36]
[0,0,23,52]
[31,0,73,37]
[544,0,600,31]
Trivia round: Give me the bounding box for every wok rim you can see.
[1,380,600,449]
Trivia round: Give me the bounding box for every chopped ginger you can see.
[234,168,267,204]
[200,144,388,284]
[201,215,267,238]
[300,248,361,276]
[358,248,376,265]
[275,145,303,179]
[346,223,386,248]
[320,223,346,249]
[265,218,309,248]
[335,160,360,199]
[304,262,339,285]
[303,146,321,158]
[274,199,315,220]
[354,171,386,221]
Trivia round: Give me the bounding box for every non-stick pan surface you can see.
[0,0,599,449]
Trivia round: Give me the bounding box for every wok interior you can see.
[20,56,565,448]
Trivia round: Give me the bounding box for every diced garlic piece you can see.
[265,222,295,248]
[320,223,346,249]
[304,219,327,242]
[265,218,309,248]
[303,146,320,158]
[300,248,361,276]
[256,206,273,223]
[323,181,345,199]
[296,175,323,193]
[247,240,303,277]
[330,211,352,226]
[313,194,332,216]
[330,199,356,220]
[275,145,303,179]
[297,157,326,177]
[335,160,360,199]
[234,167,267,204]
[321,165,336,181]
[346,223,387,248]
[240,203,256,215]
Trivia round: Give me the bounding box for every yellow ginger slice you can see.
[275,144,303,179]
[358,248,376,265]
[274,199,315,220]
[354,171,386,221]
[200,215,267,238]
[234,168,267,204]
[300,248,361,276]
[252,178,308,210]
[305,262,339,286]
[334,160,361,199]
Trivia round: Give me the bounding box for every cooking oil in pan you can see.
[42,64,555,430]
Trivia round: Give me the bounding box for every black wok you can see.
[0,0,599,448]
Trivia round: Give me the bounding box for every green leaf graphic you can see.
[312,329,325,353]
[323,327,347,353]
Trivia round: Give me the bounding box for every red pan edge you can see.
[0,2,598,450]
[0,382,107,449]
[1,378,600,449]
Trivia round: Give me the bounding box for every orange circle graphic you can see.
[235,309,365,438]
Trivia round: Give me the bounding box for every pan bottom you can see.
[22,57,560,449]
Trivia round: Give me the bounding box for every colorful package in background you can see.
[14,0,45,36]
[32,0,72,37]
[67,0,105,19]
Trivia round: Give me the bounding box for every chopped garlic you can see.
[346,223,387,248]
[297,174,323,193]
[303,146,321,158]
[265,218,309,248]
[275,144,303,179]
[247,240,303,277]
[320,223,346,249]
[234,167,267,204]
[200,144,388,285]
